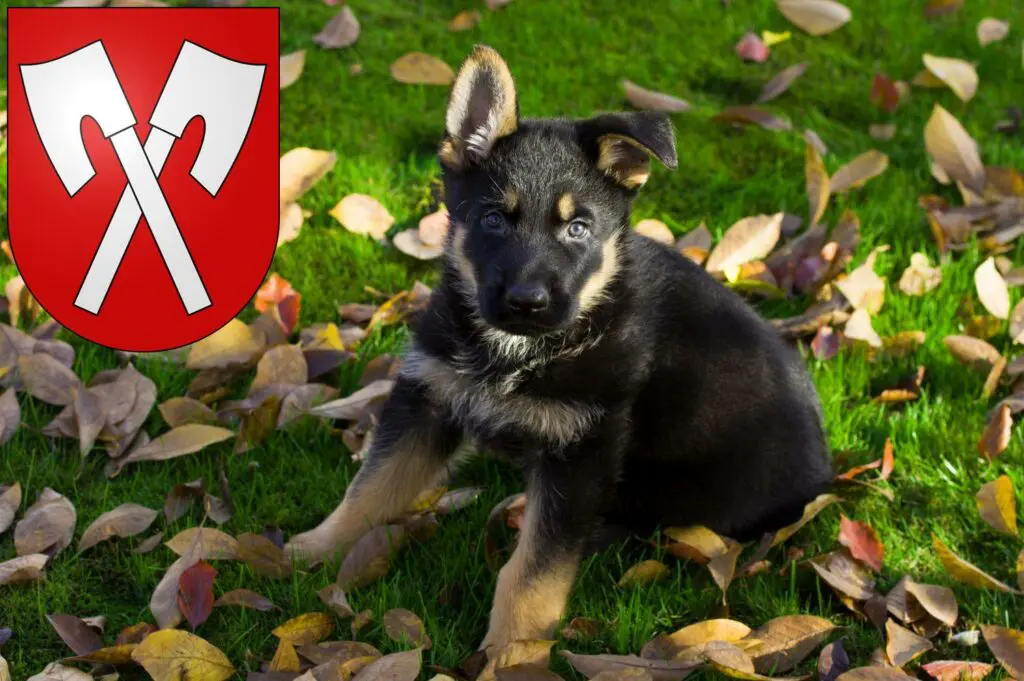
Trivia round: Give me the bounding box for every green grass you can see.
[1,0,1023,679]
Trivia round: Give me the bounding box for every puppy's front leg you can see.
[481,434,622,651]
[286,376,462,564]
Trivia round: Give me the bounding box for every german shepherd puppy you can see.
[287,45,832,653]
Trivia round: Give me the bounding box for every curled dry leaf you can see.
[131,629,235,681]
[46,614,103,657]
[255,273,300,315]
[885,620,933,667]
[111,424,234,476]
[419,207,450,247]
[270,640,301,672]
[978,404,1012,460]
[14,488,76,557]
[922,661,993,681]
[975,475,1017,536]
[279,50,305,89]
[713,106,792,132]
[977,18,1010,47]
[214,588,276,612]
[279,201,304,246]
[810,550,877,601]
[330,194,395,240]
[0,553,48,585]
[944,335,1002,369]
[758,63,808,103]
[747,614,836,673]
[830,151,889,193]
[314,5,360,48]
[933,534,1021,593]
[0,389,21,446]
[166,527,239,561]
[0,483,21,536]
[25,664,92,681]
[806,142,830,226]
[981,625,1024,679]
[79,503,159,551]
[384,608,432,649]
[925,105,985,196]
[393,229,445,260]
[17,353,82,406]
[318,583,355,618]
[185,319,262,370]
[352,647,423,681]
[835,249,886,313]
[845,309,882,348]
[280,147,337,206]
[561,650,699,681]
[706,213,784,274]
[308,379,394,420]
[904,579,958,627]
[736,32,770,62]
[819,641,851,681]
[975,258,1010,320]
[898,253,942,296]
[618,559,670,588]
[622,80,690,113]
[448,9,481,31]
[805,129,829,156]
[838,515,884,572]
[390,52,454,85]
[922,54,978,103]
[776,0,852,36]
[135,532,164,554]
[636,219,675,245]
[237,532,292,579]
[159,397,217,428]
[772,493,842,546]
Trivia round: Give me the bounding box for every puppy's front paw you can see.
[283,527,345,566]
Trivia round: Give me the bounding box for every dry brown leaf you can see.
[24,663,93,681]
[904,579,958,627]
[236,532,292,579]
[66,644,139,665]
[772,493,841,546]
[214,588,276,612]
[830,151,889,193]
[0,389,21,446]
[314,5,360,48]
[0,483,21,536]
[885,620,933,667]
[280,50,305,89]
[806,142,830,226]
[933,534,1021,593]
[308,379,394,420]
[757,63,809,103]
[776,0,852,35]
[279,201,304,247]
[898,253,942,296]
[981,625,1024,679]
[448,9,481,31]
[0,553,48,585]
[975,258,1010,319]
[805,129,829,156]
[977,19,1010,47]
[706,213,784,274]
[135,532,164,555]
[185,319,262,370]
[636,219,675,245]
[330,194,395,240]
[352,647,423,681]
[622,80,691,113]
[45,614,103,657]
[944,335,1002,369]
[111,424,233,476]
[79,503,158,551]
[978,404,1013,460]
[976,475,1017,536]
[925,105,986,195]
[479,641,555,681]
[845,309,883,348]
[280,147,336,206]
[390,52,454,85]
[645,619,751,660]
[383,608,432,649]
[250,344,307,395]
[14,488,76,556]
[393,228,445,260]
[922,54,978,102]
[819,641,851,681]
[747,615,836,673]
[869,124,897,141]
[810,551,877,601]
[561,650,698,681]
[317,583,354,618]
[618,559,670,588]
[712,106,792,132]
[835,249,886,313]
[709,542,743,602]
[159,397,217,428]
[166,527,239,561]
[922,661,993,681]
[18,353,81,406]
[131,629,234,681]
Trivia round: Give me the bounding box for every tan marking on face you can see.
[480,498,578,653]
[578,231,622,314]
[439,138,462,169]
[557,193,575,222]
[449,224,479,295]
[503,187,519,213]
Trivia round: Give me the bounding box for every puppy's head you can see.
[439,45,677,337]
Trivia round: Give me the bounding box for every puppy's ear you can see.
[578,112,678,189]
[440,45,518,171]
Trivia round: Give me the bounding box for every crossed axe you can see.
[20,40,266,315]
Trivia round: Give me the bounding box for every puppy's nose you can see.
[505,283,550,314]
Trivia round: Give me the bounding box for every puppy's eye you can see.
[481,211,506,232]
[566,220,590,239]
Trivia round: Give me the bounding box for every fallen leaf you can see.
[819,641,851,681]
[981,625,1024,679]
[393,228,445,260]
[561,651,699,681]
[255,273,301,315]
[79,503,159,551]
[923,0,963,17]
[166,527,239,561]
[250,344,307,394]
[308,379,394,420]
[898,253,942,296]
[298,640,382,666]
[870,124,897,140]
[157,398,217,431]
[135,532,165,555]
[163,479,206,523]
[236,532,292,578]
[944,335,1002,369]
[314,5,359,48]
[350,648,422,681]
[448,9,481,31]
[46,614,103,657]
[706,214,784,274]
[838,515,884,572]
[835,249,886,313]
[391,52,454,85]
[279,201,304,246]
[886,620,933,667]
[214,588,276,612]
[925,105,986,195]
[830,151,889,193]
[24,663,92,681]
[185,319,262,370]
[845,309,882,348]
[335,522,411,589]
[979,404,1013,460]
[975,258,1011,320]
[736,32,770,62]
[809,550,877,601]
[747,615,836,673]
[116,622,157,646]
[17,353,81,405]
[636,219,675,245]
[270,640,301,672]
[713,106,792,132]
[806,142,830,226]
[0,483,21,536]
[272,612,334,647]
[435,487,485,515]
[280,147,336,206]
[351,609,375,636]
[776,0,852,35]
[0,553,48,585]
[805,129,829,155]
[923,54,978,102]
[709,542,743,601]
[131,629,234,681]
[976,475,1017,536]
[330,194,395,240]
[977,18,1010,47]
[763,29,792,45]
[758,63,808,103]
[622,80,691,113]
[644,619,751,660]
[14,488,76,556]
[0,389,21,446]
[811,326,840,360]
[318,583,355,618]
[772,493,842,546]
[177,561,217,630]
[111,424,233,476]
[384,608,432,649]
[904,579,958,626]
[933,535,1021,593]
[922,661,993,681]
[280,50,305,89]
[65,644,139,665]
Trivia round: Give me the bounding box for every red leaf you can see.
[870,72,901,113]
[274,294,301,335]
[838,515,884,572]
[177,560,217,630]
[255,273,301,313]
[735,32,770,62]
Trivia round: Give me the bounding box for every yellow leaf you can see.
[922,54,978,102]
[806,142,830,225]
[975,476,1017,536]
[932,535,1021,593]
[981,625,1024,679]
[924,104,985,196]
[270,640,301,672]
[618,559,670,588]
[762,30,792,46]
[131,629,234,681]
[830,150,889,193]
[772,494,842,546]
[390,52,454,85]
[279,50,305,89]
[272,612,334,646]
[186,319,262,370]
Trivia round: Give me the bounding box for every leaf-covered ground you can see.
[1,0,1023,679]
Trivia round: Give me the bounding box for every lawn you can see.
[1,0,1023,679]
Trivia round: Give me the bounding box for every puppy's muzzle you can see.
[504,282,550,316]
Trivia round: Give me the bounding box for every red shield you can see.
[7,7,279,351]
